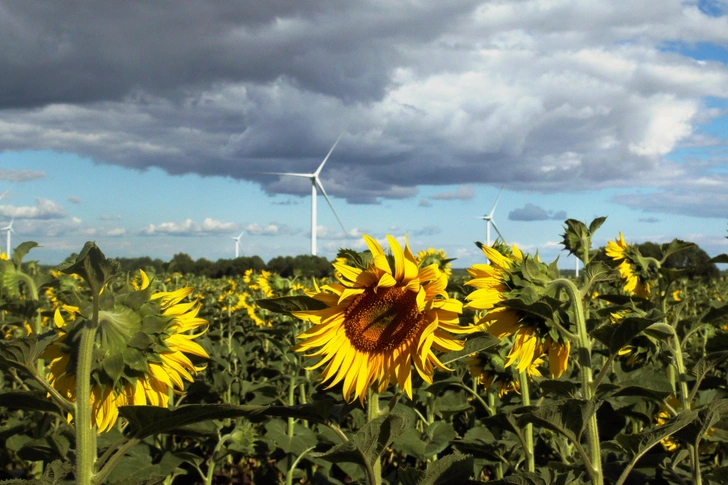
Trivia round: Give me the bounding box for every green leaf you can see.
[660,239,695,262]
[588,217,607,235]
[119,404,268,439]
[354,412,410,462]
[0,390,62,414]
[56,241,120,296]
[439,334,499,365]
[119,402,336,440]
[518,399,599,442]
[398,452,475,485]
[17,433,70,462]
[537,380,581,399]
[642,322,675,342]
[0,331,58,371]
[11,241,39,268]
[709,254,728,264]
[703,301,728,324]
[674,399,728,446]
[255,295,328,314]
[614,409,698,456]
[264,419,318,455]
[609,317,662,356]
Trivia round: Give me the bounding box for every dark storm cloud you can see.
[509,203,567,221]
[1,1,727,213]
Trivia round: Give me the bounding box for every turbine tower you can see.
[2,218,16,258]
[480,187,505,247]
[231,231,244,258]
[257,134,348,256]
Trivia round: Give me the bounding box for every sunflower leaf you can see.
[0,390,62,415]
[354,412,410,462]
[517,399,600,442]
[255,295,328,314]
[397,451,475,485]
[57,242,121,297]
[440,334,500,365]
[0,331,58,371]
[608,317,663,356]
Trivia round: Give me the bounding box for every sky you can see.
[0,0,727,269]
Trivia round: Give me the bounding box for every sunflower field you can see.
[1,217,728,485]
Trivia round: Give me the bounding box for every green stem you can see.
[549,278,603,485]
[518,371,535,473]
[92,438,139,485]
[204,434,232,485]
[669,329,701,485]
[75,293,100,485]
[368,390,382,485]
[285,446,316,485]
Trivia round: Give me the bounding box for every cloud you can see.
[0,169,46,182]
[0,198,66,219]
[100,214,122,220]
[412,225,441,236]
[639,217,661,223]
[0,1,726,214]
[244,222,295,236]
[430,186,476,201]
[509,203,566,221]
[613,173,728,218]
[67,196,81,204]
[419,199,432,207]
[140,217,239,236]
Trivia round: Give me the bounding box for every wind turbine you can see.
[479,187,505,247]
[256,134,348,256]
[2,218,16,258]
[231,231,244,258]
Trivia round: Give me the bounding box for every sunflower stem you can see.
[76,292,100,485]
[518,370,535,473]
[549,278,603,485]
[367,389,382,485]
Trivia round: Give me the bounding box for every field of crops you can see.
[1,218,727,485]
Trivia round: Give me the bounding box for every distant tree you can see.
[267,255,332,278]
[168,253,195,274]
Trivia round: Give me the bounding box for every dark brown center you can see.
[344,286,426,353]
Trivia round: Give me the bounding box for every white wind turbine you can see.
[2,218,17,258]
[256,134,348,256]
[479,187,505,247]
[231,231,244,258]
[0,185,15,257]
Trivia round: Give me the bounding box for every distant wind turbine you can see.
[255,134,348,256]
[2,218,17,258]
[231,231,244,258]
[479,187,505,247]
[575,256,580,278]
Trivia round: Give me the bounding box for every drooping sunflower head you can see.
[415,247,454,276]
[41,270,209,433]
[465,348,542,398]
[605,232,655,299]
[291,234,470,403]
[465,244,571,379]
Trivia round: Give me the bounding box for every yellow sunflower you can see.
[465,245,571,378]
[41,271,209,432]
[291,235,469,403]
[605,232,650,298]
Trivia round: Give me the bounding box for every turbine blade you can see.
[315,178,349,238]
[254,171,312,178]
[0,184,12,202]
[314,133,344,177]
[488,187,504,218]
[491,219,505,243]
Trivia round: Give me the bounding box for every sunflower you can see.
[291,235,469,403]
[465,352,543,398]
[465,245,571,378]
[605,232,650,298]
[415,247,454,276]
[41,271,209,432]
